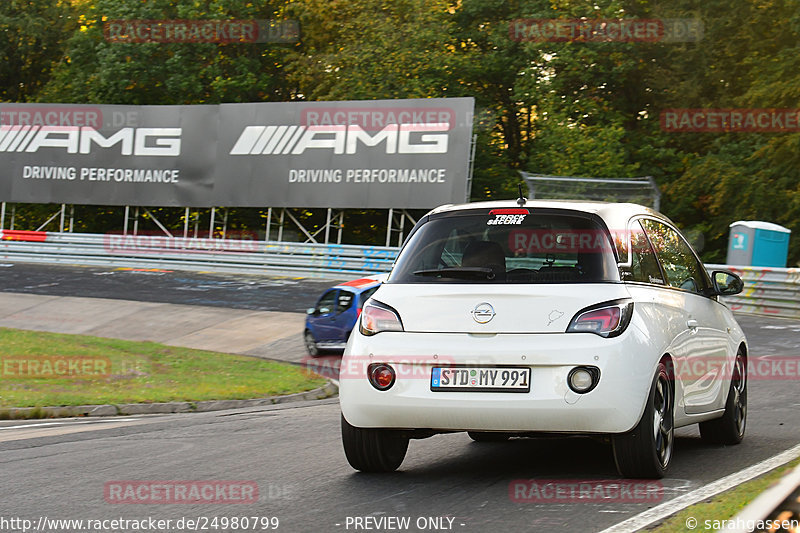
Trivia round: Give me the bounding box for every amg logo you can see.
[229,123,449,155]
[0,126,181,156]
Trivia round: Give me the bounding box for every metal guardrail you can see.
[720,462,800,533]
[1,233,797,318]
[708,264,800,319]
[0,231,399,279]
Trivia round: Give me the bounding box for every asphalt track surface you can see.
[1,263,799,533]
[0,262,336,313]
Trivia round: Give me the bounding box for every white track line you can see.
[0,418,140,430]
[598,442,800,533]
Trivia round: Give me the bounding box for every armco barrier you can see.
[0,231,399,279]
[0,233,797,317]
[0,230,48,242]
[707,264,800,319]
[719,462,800,533]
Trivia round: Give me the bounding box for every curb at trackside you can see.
[598,442,800,533]
[0,382,339,420]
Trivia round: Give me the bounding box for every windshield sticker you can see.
[487,214,526,225]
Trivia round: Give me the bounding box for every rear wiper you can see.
[413,267,497,280]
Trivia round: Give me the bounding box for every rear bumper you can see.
[339,329,658,434]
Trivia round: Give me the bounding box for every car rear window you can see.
[389,209,620,284]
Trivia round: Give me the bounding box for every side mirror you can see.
[306,307,317,315]
[710,270,744,296]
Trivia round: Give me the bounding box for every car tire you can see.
[341,414,409,473]
[613,361,674,479]
[699,350,746,445]
[304,330,319,357]
[467,431,511,442]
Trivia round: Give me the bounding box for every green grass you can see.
[0,327,326,407]
[649,457,800,532]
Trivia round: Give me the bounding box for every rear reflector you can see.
[367,363,396,391]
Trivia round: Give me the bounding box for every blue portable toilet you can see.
[726,221,791,267]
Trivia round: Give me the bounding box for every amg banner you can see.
[0,98,474,208]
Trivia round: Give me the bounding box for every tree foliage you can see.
[0,0,78,101]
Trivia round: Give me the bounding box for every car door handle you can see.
[687,319,699,330]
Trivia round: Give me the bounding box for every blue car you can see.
[304,276,385,356]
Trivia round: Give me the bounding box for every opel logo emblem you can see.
[471,302,495,324]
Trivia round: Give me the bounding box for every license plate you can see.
[430,366,531,393]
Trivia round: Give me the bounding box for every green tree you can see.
[39,0,295,104]
[0,0,78,102]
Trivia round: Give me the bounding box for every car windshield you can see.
[389,209,620,284]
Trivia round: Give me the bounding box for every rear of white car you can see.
[339,200,747,478]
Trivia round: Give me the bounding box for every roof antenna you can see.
[517,183,527,207]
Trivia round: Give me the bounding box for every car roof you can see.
[334,276,384,291]
[427,200,674,230]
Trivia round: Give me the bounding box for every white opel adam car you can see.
[339,200,747,478]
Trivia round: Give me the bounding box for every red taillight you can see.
[573,307,621,331]
[368,363,396,391]
[566,301,634,338]
[359,301,404,336]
